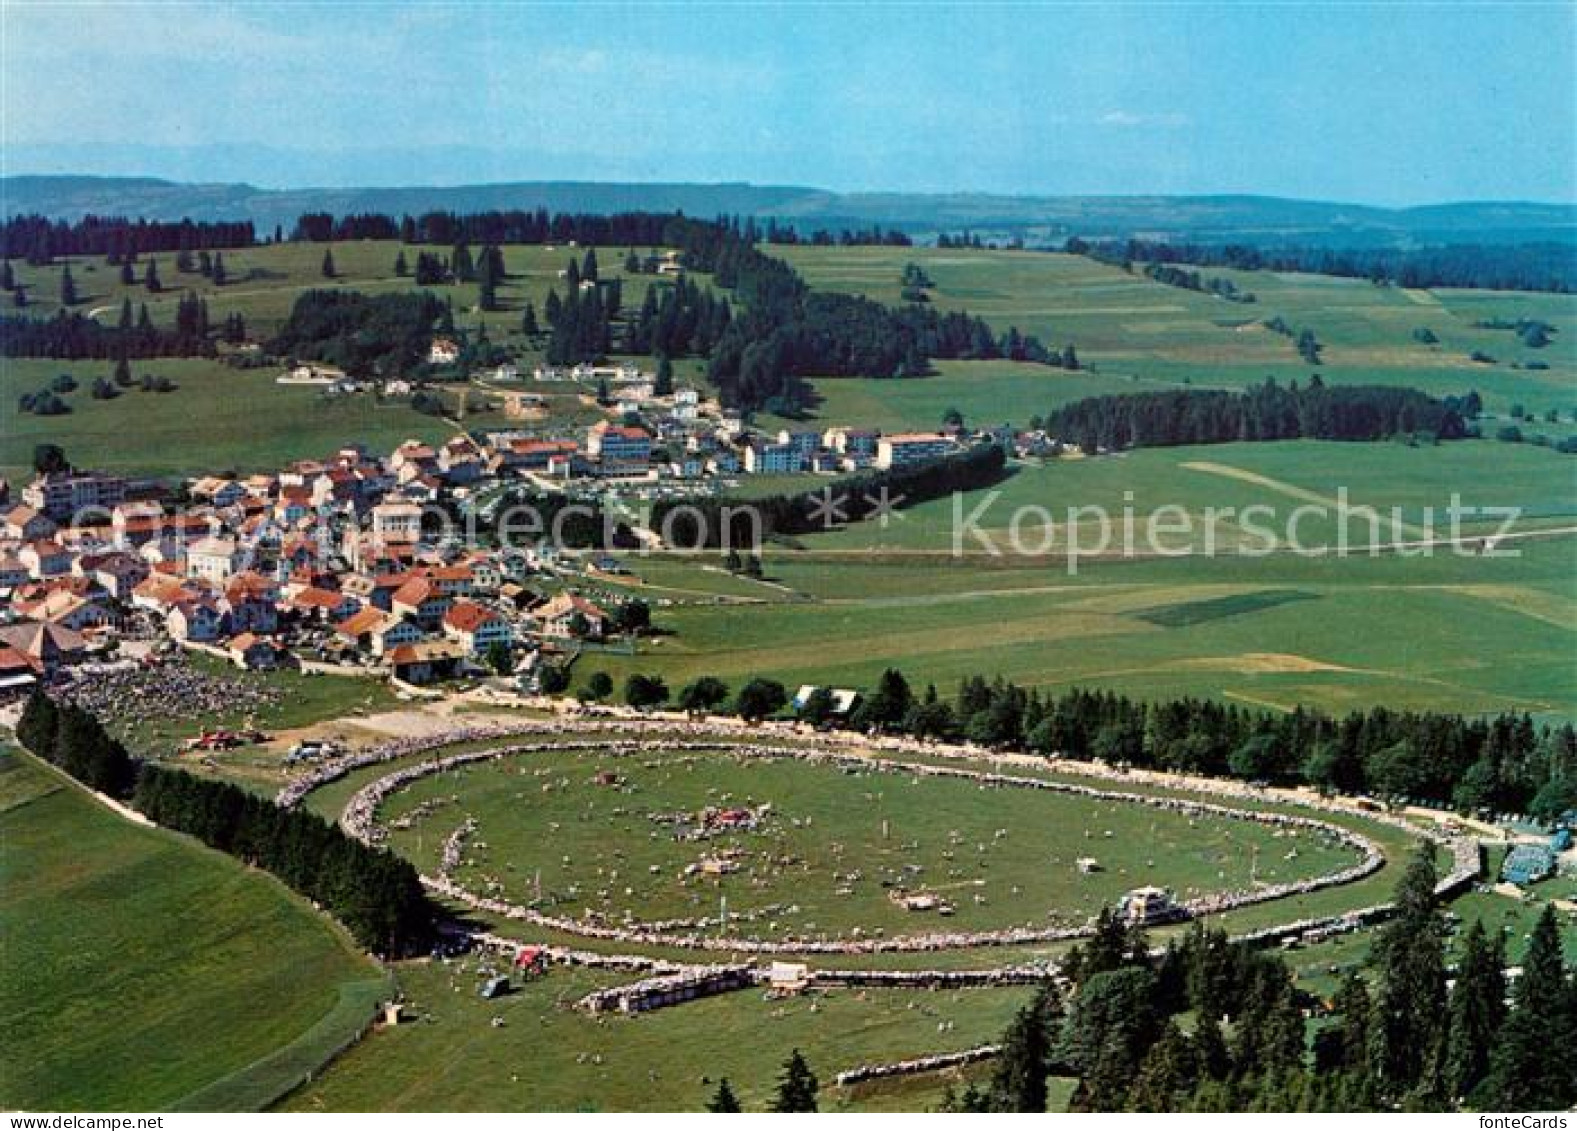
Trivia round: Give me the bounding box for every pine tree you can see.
[1483,905,1576,1110]
[212,252,226,286]
[144,259,161,293]
[706,1078,742,1112]
[394,250,409,277]
[1443,920,1506,1102]
[521,301,539,337]
[0,259,14,290]
[321,249,336,279]
[655,354,674,396]
[988,984,1059,1111]
[1368,847,1447,1099]
[119,260,134,286]
[770,1049,818,1112]
[60,265,77,306]
[1128,1022,1198,1112]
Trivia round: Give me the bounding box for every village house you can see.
[167,598,225,643]
[19,540,73,579]
[187,536,244,585]
[4,504,57,542]
[14,588,117,633]
[442,601,513,655]
[0,644,38,701]
[391,576,452,630]
[537,591,609,638]
[80,550,150,600]
[0,554,29,592]
[387,639,468,685]
[428,337,462,366]
[223,572,281,634]
[745,443,801,475]
[226,632,289,671]
[285,586,361,624]
[190,476,246,508]
[334,607,424,656]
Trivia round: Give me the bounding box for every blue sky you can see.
[4,1,1574,204]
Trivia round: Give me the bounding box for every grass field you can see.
[377,743,1358,942]
[773,245,1577,425]
[281,957,1027,1112]
[9,241,686,341]
[570,440,1577,721]
[0,356,503,482]
[0,748,385,1111]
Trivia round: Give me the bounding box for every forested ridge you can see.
[1068,235,1577,293]
[1043,380,1468,452]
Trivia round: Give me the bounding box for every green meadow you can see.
[282,957,1027,1113]
[0,356,510,483]
[378,744,1358,943]
[10,240,683,340]
[0,749,385,1111]
[774,245,1577,426]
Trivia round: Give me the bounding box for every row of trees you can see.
[15,693,435,957]
[1,215,257,265]
[293,209,685,249]
[0,289,232,359]
[575,670,791,721]
[956,850,1574,1112]
[755,668,1574,817]
[1069,235,1577,294]
[1144,263,1257,303]
[649,443,1009,548]
[1043,378,1467,452]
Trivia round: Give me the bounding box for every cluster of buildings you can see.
[0,449,630,696]
[0,357,1004,698]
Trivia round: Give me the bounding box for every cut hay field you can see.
[378,744,1359,943]
[772,245,1577,427]
[0,748,386,1111]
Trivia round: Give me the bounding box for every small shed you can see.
[768,961,811,994]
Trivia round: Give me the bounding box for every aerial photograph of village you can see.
[0,0,1573,1118]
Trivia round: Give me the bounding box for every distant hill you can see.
[3,175,1574,248]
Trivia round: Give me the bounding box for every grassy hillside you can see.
[0,749,385,1111]
[772,245,1577,426]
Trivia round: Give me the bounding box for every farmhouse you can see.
[538,591,609,638]
[387,639,467,685]
[227,632,289,671]
[335,607,425,656]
